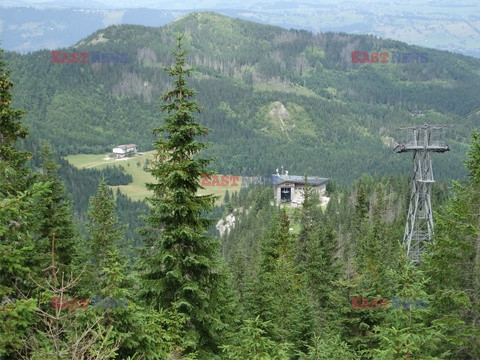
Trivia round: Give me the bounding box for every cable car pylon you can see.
[395,124,450,264]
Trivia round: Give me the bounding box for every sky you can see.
[1,0,478,57]
[1,0,440,9]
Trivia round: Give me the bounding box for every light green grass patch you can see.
[65,153,115,169]
[65,152,244,204]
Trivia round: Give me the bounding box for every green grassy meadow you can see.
[65,152,242,203]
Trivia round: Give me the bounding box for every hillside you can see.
[65,151,242,203]
[3,3,480,58]
[5,12,480,184]
[3,11,480,359]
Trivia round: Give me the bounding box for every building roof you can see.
[114,144,137,150]
[272,174,329,186]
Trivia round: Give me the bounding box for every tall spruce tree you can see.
[371,253,443,359]
[139,35,233,356]
[0,48,50,357]
[37,143,77,273]
[422,130,480,358]
[81,180,127,294]
[305,219,340,324]
[0,49,30,194]
[296,175,322,268]
[251,209,315,357]
[76,180,185,360]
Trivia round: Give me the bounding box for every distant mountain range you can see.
[4,12,480,184]
[1,1,480,57]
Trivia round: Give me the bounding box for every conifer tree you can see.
[221,316,291,359]
[301,333,357,360]
[224,189,230,204]
[331,181,400,356]
[422,130,480,358]
[139,35,234,356]
[81,180,127,294]
[0,49,30,194]
[36,143,77,273]
[371,253,444,359]
[25,249,121,360]
[305,220,340,321]
[296,175,321,268]
[354,184,369,233]
[79,180,186,359]
[251,209,315,357]
[0,48,49,357]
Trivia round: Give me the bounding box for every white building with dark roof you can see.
[112,144,137,157]
[272,173,329,206]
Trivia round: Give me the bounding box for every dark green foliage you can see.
[246,209,317,358]
[219,170,459,359]
[2,14,480,358]
[370,256,445,359]
[221,316,291,359]
[0,48,29,186]
[296,175,322,268]
[4,13,479,185]
[50,155,146,246]
[421,130,480,359]
[139,35,234,356]
[36,143,78,273]
[0,183,49,357]
[74,180,185,359]
[0,49,50,357]
[80,180,128,294]
[300,333,357,360]
[223,189,230,204]
[304,219,340,323]
[99,165,133,186]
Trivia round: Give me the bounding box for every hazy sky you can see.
[1,0,455,9]
[2,0,478,56]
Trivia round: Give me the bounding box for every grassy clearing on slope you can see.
[66,153,118,169]
[65,152,244,203]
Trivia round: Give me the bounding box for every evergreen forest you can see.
[1,12,480,360]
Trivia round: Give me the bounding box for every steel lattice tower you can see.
[395,125,449,263]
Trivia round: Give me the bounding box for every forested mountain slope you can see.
[2,18,480,358]
[5,12,480,184]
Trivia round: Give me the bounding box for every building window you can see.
[281,187,291,203]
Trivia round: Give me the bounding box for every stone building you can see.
[272,173,328,206]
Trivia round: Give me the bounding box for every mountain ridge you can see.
[4,12,480,184]
[2,4,480,57]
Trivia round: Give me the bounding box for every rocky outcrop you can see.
[216,213,236,237]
